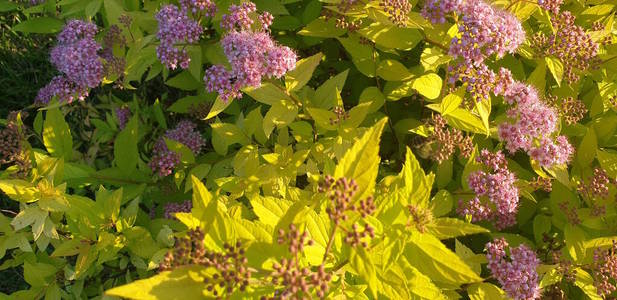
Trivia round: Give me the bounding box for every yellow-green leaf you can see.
[412,73,442,100]
[105,266,208,300]
[285,52,323,91]
[545,56,564,86]
[43,108,72,161]
[334,118,387,202]
[405,230,483,285]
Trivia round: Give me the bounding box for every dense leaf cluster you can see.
[0,0,617,299]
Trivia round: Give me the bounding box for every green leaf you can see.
[168,95,210,114]
[114,116,139,175]
[285,52,323,92]
[439,108,486,134]
[313,70,348,109]
[343,102,372,129]
[211,122,250,156]
[533,215,552,244]
[581,4,614,17]
[597,148,617,179]
[573,268,602,300]
[577,127,597,167]
[405,230,482,285]
[105,266,208,300]
[249,195,292,228]
[376,59,413,81]
[421,47,451,72]
[412,73,442,100]
[253,0,289,15]
[426,218,489,239]
[164,138,195,165]
[338,37,377,77]
[43,108,72,161]
[334,118,387,202]
[187,45,202,81]
[358,23,423,50]
[263,100,298,137]
[23,261,56,287]
[165,71,201,91]
[349,247,378,298]
[244,82,292,106]
[545,56,564,86]
[85,0,102,17]
[527,59,546,94]
[431,190,453,217]
[306,107,337,131]
[539,267,562,289]
[467,283,508,300]
[564,224,586,262]
[184,164,211,192]
[0,1,18,12]
[0,179,37,203]
[191,175,213,222]
[51,239,82,257]
[13,17,64,33]
[103,0,123,25]
[359,87,385,113]
[298,17,346,38]
[440,92,463,116]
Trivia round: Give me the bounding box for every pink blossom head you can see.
[51,20,103,88]
[486,239,541,300]
[221,2,257,31]
[155,4,203,69]
[457,150,519,230]
[35,76,89,105]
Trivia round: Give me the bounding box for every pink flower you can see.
[448,0,525,65]
[35,76,89,105]
[204,30,296,102]
[457,150,519,229]
[179,0,217,17]
[164,200,192,219]
[421,0,462,24]
[496,80,573,167]
[149,121,205,176]
[50,20,103,88]
[155,5,203,70]
[486,239,541,300]
[221,2,257,31]
[115,107,131,130]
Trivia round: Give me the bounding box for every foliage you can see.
[0,0,617,299]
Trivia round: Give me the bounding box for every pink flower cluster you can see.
[496,75,574,167]
[221,2,258,31]
[204,2,296,102]
[36,20,104,105]
[457,150,519,229]
[164,200,192,219]
[531,11,598,84]
[50,20,103,88]
[179,0,217,16]
[115,107,131,130]
[537,0,562,14]
[35,76,89,105]
[593,241,617,297]
[424,0,524,104]
[149,121,205,176]
[155,5,203,70]
[421,0,462,24]
[486,238,541,300]
[423,0,525,64]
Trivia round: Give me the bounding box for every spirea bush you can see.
[0,0,616,298]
